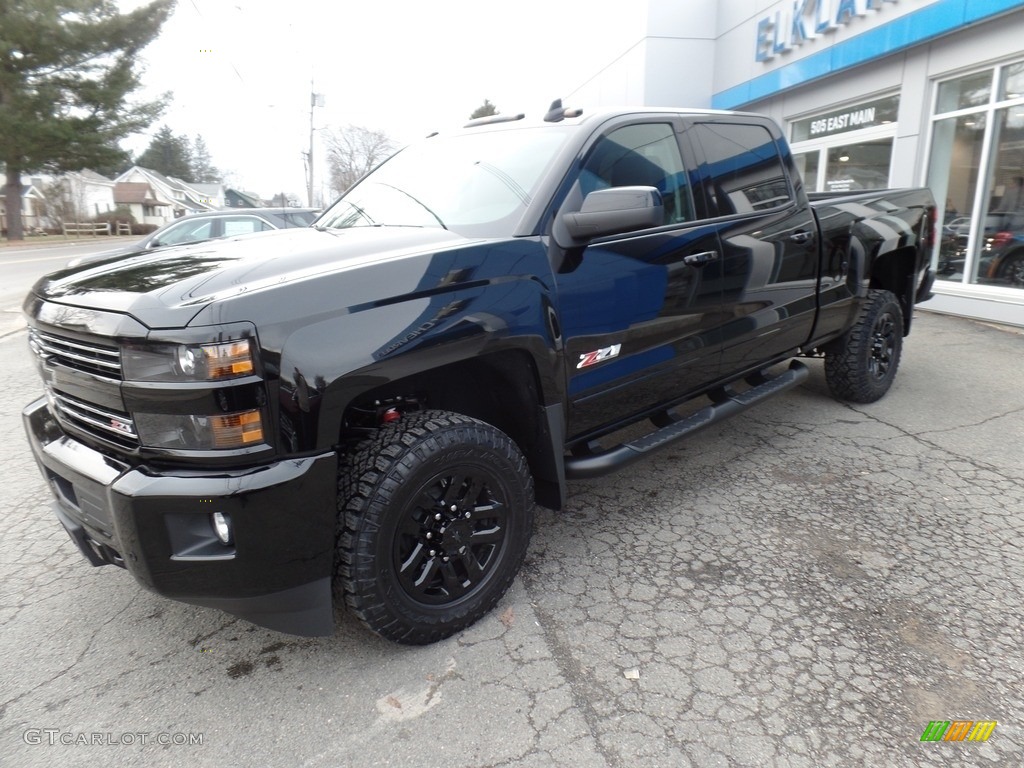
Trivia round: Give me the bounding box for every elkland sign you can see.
[755,0,901,62]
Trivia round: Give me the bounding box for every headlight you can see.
[134,408,265,450]
[123,339,255,382]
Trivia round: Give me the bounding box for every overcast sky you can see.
[121,0,631,202]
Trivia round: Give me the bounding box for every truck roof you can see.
[441,100,747,137]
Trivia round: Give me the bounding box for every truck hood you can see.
[30,227,473,329]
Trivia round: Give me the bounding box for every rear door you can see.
[687,119,819,373]
[554,117,726,439]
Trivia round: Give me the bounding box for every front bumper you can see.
[22,396,338,636]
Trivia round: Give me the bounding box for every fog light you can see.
[211,512,233,545]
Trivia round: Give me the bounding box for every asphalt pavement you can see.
[0,238,137,336]
[1,310,1022,767]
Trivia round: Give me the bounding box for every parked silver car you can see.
[67,208,319,267]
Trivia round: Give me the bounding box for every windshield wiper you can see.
[377,184,448,230]
[473,161,529,204]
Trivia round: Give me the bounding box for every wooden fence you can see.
[61,222,132,236]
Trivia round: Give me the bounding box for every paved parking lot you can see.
[1,310,1022,767]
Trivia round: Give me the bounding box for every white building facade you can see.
[567,0,1024,327]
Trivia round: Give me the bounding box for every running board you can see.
[564,360,809,480]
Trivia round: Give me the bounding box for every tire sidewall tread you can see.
[335,410,533,644]
[824,288,904,404]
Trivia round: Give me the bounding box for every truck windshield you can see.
[317,126,572,238]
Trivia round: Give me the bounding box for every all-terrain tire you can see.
[335,410,534,644]
[824,289,904,404]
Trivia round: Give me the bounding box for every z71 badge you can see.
[577,344,622,369]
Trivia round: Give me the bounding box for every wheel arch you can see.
[868,245,918,335]
[331,347,567,510]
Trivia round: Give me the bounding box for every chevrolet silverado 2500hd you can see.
[23,104,936,643]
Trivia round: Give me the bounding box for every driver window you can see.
[155,219,214,246]
[578,123,694,226]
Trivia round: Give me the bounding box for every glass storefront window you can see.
[824,138,893,192]
[793,151,819,191]
[789,95,897,195]
[936,71,991,113]
[974,106,1024,288]
[928,115,986,283]
[1000,61,1024,101]
[929,61,1024,291]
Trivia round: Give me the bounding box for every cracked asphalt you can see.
[1,310,1022,767]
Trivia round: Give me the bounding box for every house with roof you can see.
[224,188,266,208]
[0,177,47,234]
[53,170,117,223]
[114,181,174,225]
[115,166,219,224]
[191,183,225,209]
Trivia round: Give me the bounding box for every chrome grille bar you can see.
[52,392,138,442]
[29,329,123,379]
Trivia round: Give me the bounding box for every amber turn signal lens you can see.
[210,409,263,448]
[203,341,255,378]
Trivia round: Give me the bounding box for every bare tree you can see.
[324,125,396,197]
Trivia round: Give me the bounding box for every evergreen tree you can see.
[0,0,174,240]
[136,126,193,180]
[190,135,220,183]
[470,100,499,120]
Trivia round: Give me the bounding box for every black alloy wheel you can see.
[335,410,533,644]
[392,467,511,606]
[867,305,899,382]
[824,289,904,404]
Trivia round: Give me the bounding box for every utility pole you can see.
[307,82,324,208]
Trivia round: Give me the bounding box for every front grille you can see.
[51,391,139,448]
[29,329,123,381]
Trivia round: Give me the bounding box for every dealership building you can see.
[568,0,1024,327]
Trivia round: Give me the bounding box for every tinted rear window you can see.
[692,123,793,216]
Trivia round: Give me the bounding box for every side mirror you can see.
[562,186,663,241]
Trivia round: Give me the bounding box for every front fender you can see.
[272,239,562,452]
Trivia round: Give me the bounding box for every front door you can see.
[554,120,726,440]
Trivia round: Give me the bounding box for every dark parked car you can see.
[937,210,1024,285]
[67,208,319,267]
[979,213,1024,286]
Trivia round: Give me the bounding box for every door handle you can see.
[683,250,719,267]
[790,229,813,244]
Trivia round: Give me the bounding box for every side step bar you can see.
[564,360,809,480]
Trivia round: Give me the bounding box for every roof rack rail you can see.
[464,113,526,128]
[543,98,583,123]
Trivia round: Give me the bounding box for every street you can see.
[0,240,132,336]
[1,298,1022,766]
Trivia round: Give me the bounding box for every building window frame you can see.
[926,59,1024,294]
[789,93,900,194]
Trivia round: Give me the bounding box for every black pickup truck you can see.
[22,104,936,643]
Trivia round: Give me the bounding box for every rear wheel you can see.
[825,289,904,404]
[335,410,533,644]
